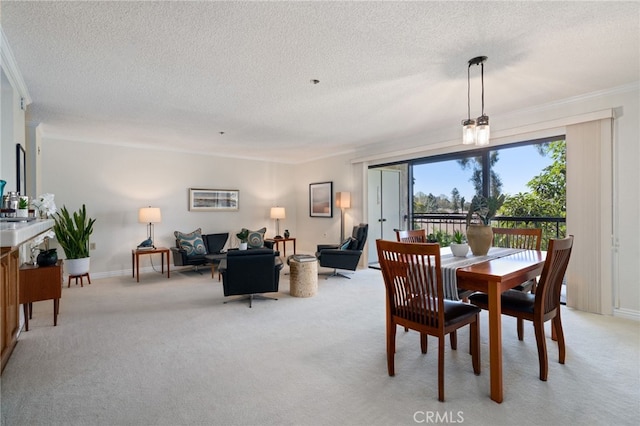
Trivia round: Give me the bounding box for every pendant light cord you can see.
[467,63,472,120]
[480,62,485,116]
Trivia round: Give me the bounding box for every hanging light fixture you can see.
[462,56,490,146]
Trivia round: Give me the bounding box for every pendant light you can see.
[462,56,490,146]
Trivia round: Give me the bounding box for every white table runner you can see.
[440,247,523,300]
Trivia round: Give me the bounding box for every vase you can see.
[466,225,493,256]
[239,242,248,250]
[17,209,28,218]
[450,243,469,257]
[284,230,290,239]
[37,249,58,267]
[66,257,90,276]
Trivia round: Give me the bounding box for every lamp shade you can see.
[139,207,162,223]
[270,207,286,219]
[336,192,351,209]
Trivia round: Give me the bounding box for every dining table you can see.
[454,249,546,403]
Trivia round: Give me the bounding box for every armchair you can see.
[219,248,284,308]
[316,223,368,279]
[171,232,228,273]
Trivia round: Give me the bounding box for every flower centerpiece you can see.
[31,193,57,219]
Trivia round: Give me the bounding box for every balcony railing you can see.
[410,213,566,249]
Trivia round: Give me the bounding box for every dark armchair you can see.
[219,248,284,308]
[171,232,229,273]
[316,223,368,279]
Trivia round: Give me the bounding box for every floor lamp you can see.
[138,207,162,248]
[336,192,351,241]
[270,207,286,239]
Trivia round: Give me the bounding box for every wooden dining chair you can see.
[469,236,573,381]
[376,239,481,401]
[395,229,427,243]
[492,227,542,293]
[492,227,543,339]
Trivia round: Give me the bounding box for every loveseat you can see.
[171,231,229,272]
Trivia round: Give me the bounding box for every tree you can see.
[451,188,461,213]
[457,151,502,197]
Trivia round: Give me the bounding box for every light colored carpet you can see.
[1,265,638,426]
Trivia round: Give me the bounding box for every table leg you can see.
[161,252,165,274]
[166,252,170,278]
[23,304,29,332]
[136,252,140,283]
[487,281,504,403]
[292,239,296,255]
[53,298,59,326]
[132,251,135,278]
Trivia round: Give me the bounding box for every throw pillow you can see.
[174,228,207,257]
[339,237,354,250]
[245,227,266,249]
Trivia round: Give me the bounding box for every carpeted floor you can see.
[1,265,638,426]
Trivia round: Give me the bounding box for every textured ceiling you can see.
[2,1,639,163]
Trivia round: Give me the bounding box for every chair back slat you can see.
[492,227,542,250]
[534,236,574,315]
[395,229,427,243]
[377,239,443,329]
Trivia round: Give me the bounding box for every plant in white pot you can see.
[53,204,96,276]
[465,194,505,256]
[236,229,249,250]
[450,230,469,257]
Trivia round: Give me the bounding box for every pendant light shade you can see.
[461,56,490,146]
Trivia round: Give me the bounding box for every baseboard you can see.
[613,307,640,321]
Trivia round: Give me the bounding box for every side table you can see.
[289,256,318,297]
[265,237,296,258]
[132,247,170,282]
[19,260,63,331]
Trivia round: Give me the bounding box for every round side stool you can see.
[289,258,318,297]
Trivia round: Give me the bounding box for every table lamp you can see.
[336,192,351,241]
[270,207,286,239]
[138,207,162,248]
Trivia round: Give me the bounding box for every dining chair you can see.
[395,229,427,243]
[492,227,542,275]
[396,229,473,302]
[492,227,543,339]
[469,235,574,381]
[376,239,481,401]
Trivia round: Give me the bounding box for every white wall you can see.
[40,139,295,276]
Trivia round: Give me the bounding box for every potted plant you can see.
[450,230,469,257]
[236,229,249,250]
[53,204,96,275]
[17,196,29,218]
[465,194,505,255]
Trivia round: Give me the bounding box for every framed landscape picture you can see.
[309,181,333,217]
[189,188,239,211]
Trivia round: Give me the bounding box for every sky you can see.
[413,144,554,201]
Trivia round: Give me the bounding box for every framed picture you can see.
[309,181,333,217]
[189,188,239,211]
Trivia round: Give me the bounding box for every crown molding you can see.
[1,26,32,106]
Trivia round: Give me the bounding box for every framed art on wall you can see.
[309,181,333,217]
[189,188,239,211]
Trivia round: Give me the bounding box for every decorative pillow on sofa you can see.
[339,238,354,250]
[174,228,207,257]
[244,227,266,249]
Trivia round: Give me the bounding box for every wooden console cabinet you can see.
[19,261,63,331]
[1,247,20,373]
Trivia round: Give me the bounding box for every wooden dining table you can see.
[456,249,546,403]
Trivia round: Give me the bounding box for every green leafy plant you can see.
[452,230,466,244]
[465,194,506,226]
[236,229,249,243]
[52,204,96,259]
[18,198,29,209]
